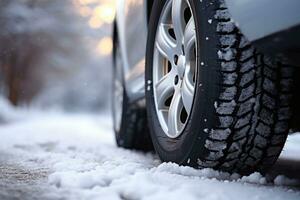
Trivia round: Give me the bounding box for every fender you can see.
[115,0,148,103]
[225,0,300,65]
[225,0,300,42]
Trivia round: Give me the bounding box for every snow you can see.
[240,172,267,185]
[281,133,300,161]
[0,103,300,199]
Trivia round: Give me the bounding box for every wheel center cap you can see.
[177,55,186,78]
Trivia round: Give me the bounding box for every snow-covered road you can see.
[0,103,300,200]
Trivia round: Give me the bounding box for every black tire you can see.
[145,0,294,174]
[112,29,153,151]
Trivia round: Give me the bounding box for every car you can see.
[111,0,300,175]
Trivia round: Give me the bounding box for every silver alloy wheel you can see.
[113,45,124,132]
[153,0,197,138]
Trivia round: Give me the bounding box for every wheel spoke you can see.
[184,19,196,60]
[155,72,175,109]
[181,18,196,113]
[181,67,194,112]
[168,88,183,135]
[172,0,185,46]
[156,24,176,59]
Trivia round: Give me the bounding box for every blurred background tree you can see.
[0,0,114,112]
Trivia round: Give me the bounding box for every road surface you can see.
[0,104,299,200]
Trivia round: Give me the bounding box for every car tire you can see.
[145,0,294,174]
[112,32,153,151]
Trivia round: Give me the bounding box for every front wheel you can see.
[145,0,294,174]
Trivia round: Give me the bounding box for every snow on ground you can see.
[281,133,300,161]
[0,102,300,199]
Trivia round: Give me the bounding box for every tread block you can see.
[241,69,255,87]
[233,125,250,140]
[220,35,236,47]
[216,100,236,115]
[240,58,255,73]
[263,66,276,80]
[218,116,234,128]
[226,150,240,160]
[262,94,275,110]
[256,122,271,137]
[260,108,274,125]
[234,112,252,129]
[221,61,237,72]
[223,72,238,85]
[237,98,255,117]
[263,78,276,95]
[239,36,250,49]
[240,47,255,62]
[228,137,247,152]
[239,83,255,102]
[244,156,259,167]
[220,86,237,101]
[205,140,227,151]
[215,9,231,21]
[217,22,236,33]
[253,134,268,148]
[218,48,237,61]
[263,56,276,68]
[249,147,263,158]
[209,128,231,140]
[206,151,224,160]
